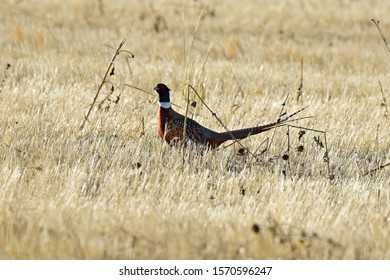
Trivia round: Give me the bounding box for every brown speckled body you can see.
[158,106,221,148]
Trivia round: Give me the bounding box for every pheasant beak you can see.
[153,85,159,91]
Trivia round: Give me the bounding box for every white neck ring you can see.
[160,102,171,109]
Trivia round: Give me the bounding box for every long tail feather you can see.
[216,108,307,145]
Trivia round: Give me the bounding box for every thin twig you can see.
[285,124,326,134]
[181,4,186,82]
[122,83,153,96]
[252,138,269,157]
[122,83,182,109]
[182,83,190,157]
[287,125,290,156]
[266,92,290,155]
[323,132,333,179]
[378,81,389,118]
[187,9,203,76]
[0,63,11,94]
[297,57,304,101]
[284,124,333,180]
[97,80,115,108]
[372,19,390,53]
[80,37,128,130]
[187,84,255,156]
[283,125,291,178]
[363,162,390,176]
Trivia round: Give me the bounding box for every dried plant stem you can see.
[287,124,333,179]
[187,84,254,156]
[123,83,183,109]
[183,72,191,142]
[266,92,290,155]
[122,84,153,96]
[182,84,190,162]
[252,137,269,156]
[364,162,390,176]
[187,9,203,77]
[80,37,128,130]
[297,57,304,101]
[378,81,389,118]
[181,4,186,81]
[323,131,332,179]
[372,19,390,53]
[0,63,11,94]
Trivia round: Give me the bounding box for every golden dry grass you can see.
[0,0,389,259]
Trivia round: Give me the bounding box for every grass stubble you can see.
[0,0,389,259]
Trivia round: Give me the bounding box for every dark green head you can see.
[154,83,170,103]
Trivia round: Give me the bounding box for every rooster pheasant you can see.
[154,83,299,149]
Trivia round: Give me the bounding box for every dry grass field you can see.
[0,0,389,259]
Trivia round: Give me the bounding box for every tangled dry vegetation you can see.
[0,0,389,259]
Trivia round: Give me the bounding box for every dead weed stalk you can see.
[80,37,134,130]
